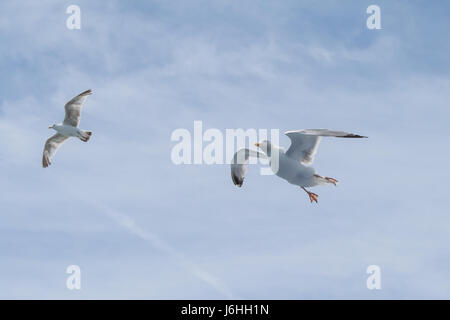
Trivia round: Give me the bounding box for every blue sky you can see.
[1,0,450,299]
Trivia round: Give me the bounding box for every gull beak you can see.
[255,143,260,147]
[48,126,52,129]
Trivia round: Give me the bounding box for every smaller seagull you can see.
[230,129,367,203]
[42,89,93,168]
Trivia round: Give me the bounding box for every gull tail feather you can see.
[313,174,338,186]
[79,131,92,142]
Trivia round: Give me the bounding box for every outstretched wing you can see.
[63,89,92,127]
[230,149,267,187]
[42,133,70,168]
[285,129,367,165]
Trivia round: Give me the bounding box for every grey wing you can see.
[42,133,70,168]
[230,149,267,187]
[63,89,92,127]
[284,129,367,165]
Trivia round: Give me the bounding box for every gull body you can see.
[231,129,367,203]
[50,124,84,138]
[272,147,316,187]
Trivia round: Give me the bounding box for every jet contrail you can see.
[93,202,233,299]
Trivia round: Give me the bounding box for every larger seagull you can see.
[230,129,367,203]
[42,89,93,168]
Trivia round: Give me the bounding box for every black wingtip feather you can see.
[342,134,368,138]
[231,173,243,187]
[80,89,92,96]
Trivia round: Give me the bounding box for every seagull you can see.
[230,129,367,203]
[42,89,93,168]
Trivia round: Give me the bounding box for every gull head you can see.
[255,140,271,155]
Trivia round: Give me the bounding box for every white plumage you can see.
[42,89,93,168]
[230,129,367,203]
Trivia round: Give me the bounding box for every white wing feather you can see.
[285,129,367,165]
[230,149,267,187]
[63,89,92,127]
[42,133,70,168]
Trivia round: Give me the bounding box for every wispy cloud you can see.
[1,0,450,299]
[91,201,233,299]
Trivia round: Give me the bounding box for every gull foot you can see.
[325,177,338,186]
[307,192,319,203]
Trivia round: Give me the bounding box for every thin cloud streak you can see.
[92,201,234,299]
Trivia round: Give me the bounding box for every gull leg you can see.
[325,177,338,186]
[302,187,318,203]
